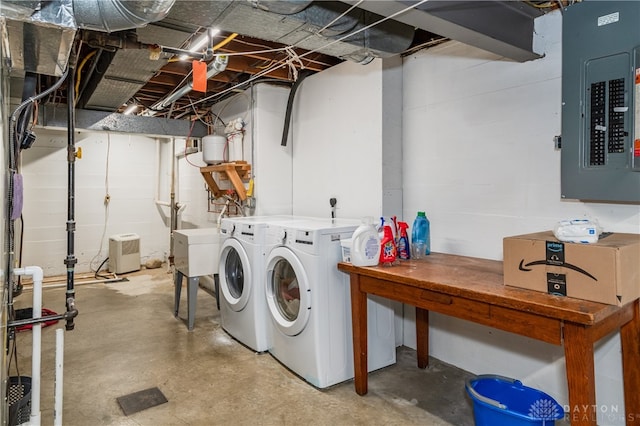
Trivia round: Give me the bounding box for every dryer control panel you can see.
[561,1,640,202]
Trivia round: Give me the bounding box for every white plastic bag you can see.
[553,219,602,243]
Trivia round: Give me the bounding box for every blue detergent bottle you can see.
[411,211,430,258]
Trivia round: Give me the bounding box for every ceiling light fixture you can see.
[180,28,221,61]
[123,104,138,115]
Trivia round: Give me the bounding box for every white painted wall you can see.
[290,58,405,345]
[209,83,293,217]
[402,10,640,425]
[21,129,169,276]
[291,60,386,220]
[22,83,293,276]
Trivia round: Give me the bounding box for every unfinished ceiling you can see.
[3,0,557,126]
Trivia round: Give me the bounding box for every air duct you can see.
[286,2,415,62]
[163,1,415,64]
[252,0,314,15]
[149,54,229,112]
[2,0,176,76]
[72,0,177,33]
[346,0,544,62]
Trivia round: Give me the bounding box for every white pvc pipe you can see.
[13,266,43,426]
[154,138,171,209]
[217,199,230,228]
[54,328,64,426]
[21,275,125,291]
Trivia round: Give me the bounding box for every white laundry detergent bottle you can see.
[351,217,381,267]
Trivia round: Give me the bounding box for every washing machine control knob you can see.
[277,229,287,241]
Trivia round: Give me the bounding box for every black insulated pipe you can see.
[8,310,78,329]
[65,69,79,331]
[17,72,37,149]
[281,70,313,147]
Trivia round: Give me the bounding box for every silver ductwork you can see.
[251,0,314,15]
[3,0,76,76]
[2,0,176,76]
[73,0,176,33]
[150,55,229,111]
[70,0,417,113]
[163,1,415,64]
[80,23,192,111]
[345,0,544,62]
[6,0,544,118]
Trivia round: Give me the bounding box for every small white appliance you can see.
[108,233,141,274]
[264,217,396,388]
[218,215,293,352]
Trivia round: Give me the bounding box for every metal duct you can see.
[287,2,415,62]
[163,1,415,63]
[150,55,229,111]
[72,0,411,110]
[3,0,76,76]
[2,0,176,77]
[252,0,313,15]
[348,0,544,62]
[0,1,41,21]
[80,24,192,111]
[4,19,76,77]
[73,0,177,33]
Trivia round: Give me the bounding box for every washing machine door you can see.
[265,246,310,337]
[219,238,251,312]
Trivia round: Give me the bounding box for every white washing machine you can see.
[218,215,294,352]
[264,217,396,388]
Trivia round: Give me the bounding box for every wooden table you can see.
[338,253,640,426]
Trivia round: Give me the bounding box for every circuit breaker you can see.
[561,0,640,202]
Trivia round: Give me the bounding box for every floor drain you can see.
[116,387,168,416]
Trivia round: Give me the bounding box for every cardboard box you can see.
[503,231,640,306]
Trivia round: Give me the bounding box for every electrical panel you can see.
[561,1,640,202]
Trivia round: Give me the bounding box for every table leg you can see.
[187,276,199,331]
[349,273,368,395]
[563,322,597,426]
[620,300,640,425]
[174,271,183,317]
[416,307,429,369]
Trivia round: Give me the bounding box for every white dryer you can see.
[218,215,293,352]
[264,217,396,388]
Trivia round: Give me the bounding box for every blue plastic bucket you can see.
[466,375,564,426]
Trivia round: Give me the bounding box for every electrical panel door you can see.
[561,1,640,202]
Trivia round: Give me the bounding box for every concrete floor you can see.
[11,266,481,426]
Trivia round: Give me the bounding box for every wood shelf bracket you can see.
[200,161,251,201]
